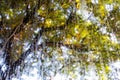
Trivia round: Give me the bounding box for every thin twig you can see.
[2,21,23,50]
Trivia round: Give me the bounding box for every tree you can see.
[0,0,120,80]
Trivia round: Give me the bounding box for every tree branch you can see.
[1,3,39,80]
[38,41,88,52]
[2,21,23,50]
[7,27,43,79]
[38,41,120,52]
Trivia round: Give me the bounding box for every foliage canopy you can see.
[0,0,120,80]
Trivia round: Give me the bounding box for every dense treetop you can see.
[0,0,120,79]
